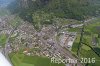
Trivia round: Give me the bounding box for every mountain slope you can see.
[8,0,100,21]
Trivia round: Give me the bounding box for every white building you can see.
[0,52,12,66]
[60,32,77,50]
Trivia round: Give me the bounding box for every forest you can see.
[7,0,100,30]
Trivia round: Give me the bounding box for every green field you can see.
[72,17,100,66]
[0,34,7,47]
[9,53,65,66]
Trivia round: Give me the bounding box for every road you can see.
[0,16,20,65]
[39,32,83,66]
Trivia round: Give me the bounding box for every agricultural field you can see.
[0,34,7,47]
[72,17,100,66]
[9,52,65,66]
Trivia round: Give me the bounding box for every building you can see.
[0,52,12,66]
[60,32,77,50]
[92,37,98,46]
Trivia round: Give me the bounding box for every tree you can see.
[98,33,100,38]
[32,11,53,31]
[8,0,100,23]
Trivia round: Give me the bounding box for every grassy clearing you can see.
[72,34,81,54]
[72,17,100,66]
[0,34,7,47]
[61,19,81,26]
[80,49,100,66]
[84,17,100,34]
[68,27,81,32]
[82,44,91,51]
[9,52,65,66]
